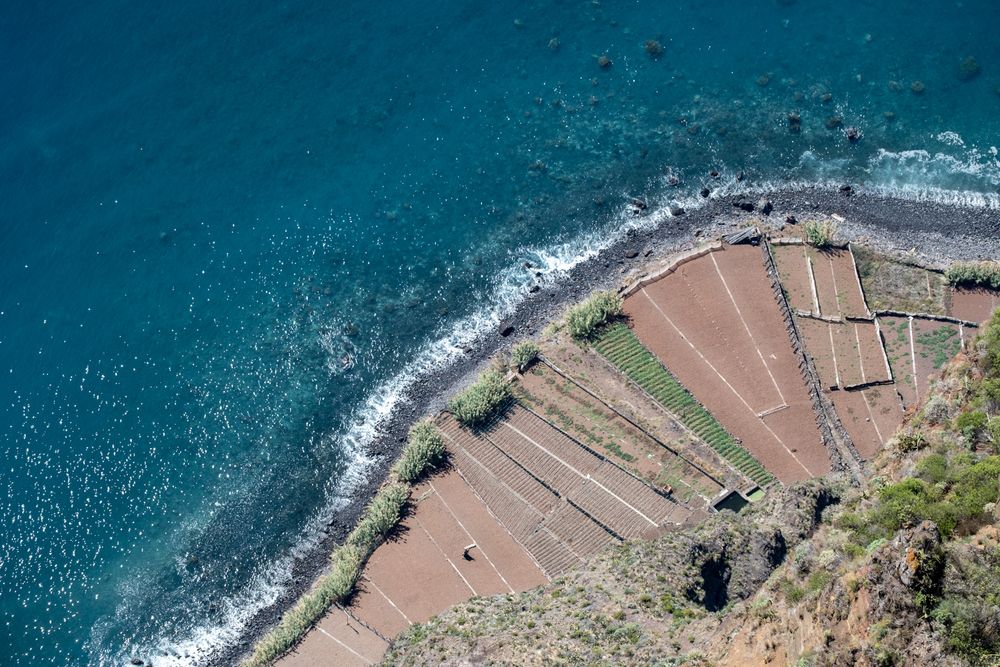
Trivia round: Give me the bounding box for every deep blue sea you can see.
[1,1,998,664]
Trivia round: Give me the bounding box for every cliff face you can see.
[381,480,843,666]
[385,311,1000,667]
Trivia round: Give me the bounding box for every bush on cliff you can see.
[448,369,512,427]
[565,290,623,339]
[510,341,540,371]
[803,220,837,248]
[392,421,446,483]
[945,261,1000,291]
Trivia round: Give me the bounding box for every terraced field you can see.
[593,322,774,488]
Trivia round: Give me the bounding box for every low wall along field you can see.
[622,244,831,484]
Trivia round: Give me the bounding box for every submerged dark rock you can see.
[700,187,711,198]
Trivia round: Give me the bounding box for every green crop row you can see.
[594,323,775,487]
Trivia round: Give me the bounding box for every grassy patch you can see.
[593,323,774,487]
[565,291,623,340]
[392,420,446,483]
[448,369,512,427]
[510,341,540,371]
[945,261,1000,290]
[243,483,409,666]
[803,220,837,248]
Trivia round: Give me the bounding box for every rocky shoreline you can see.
[212,185,999,667]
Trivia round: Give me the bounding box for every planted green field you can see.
[593,323,775,487]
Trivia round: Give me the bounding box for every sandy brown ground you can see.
[278,466,547,667]
[812,247,869,318]
[438,413,616,575]
[911,319,963,399]
[880,316,918,408]
[949,286,999,324]
[625,245,829,484]
[772,243,815,313]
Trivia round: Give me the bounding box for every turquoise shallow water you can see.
[1,1,998,664]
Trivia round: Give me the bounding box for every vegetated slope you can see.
[384,310,1000,667]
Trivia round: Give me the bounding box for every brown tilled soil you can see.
[514,363,722,505]
[281,464,549,667]
[855,321,892,385]
[812,247,869,318]
[278,606,387,667]
[624,245,829,483]
[863,386,905,451]
[771,243,815,312]
[830,321,864,387]
[948,286,999,324]
[830,390,882,459]
[911,319,963,399]
[482,406,689,538]
[540,339,751,492]
[797,316,839,389]
[880,316,918,407]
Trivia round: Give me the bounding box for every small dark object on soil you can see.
[700,187,710,198]
[825,116,842,129]
[529,285,541,293]
[758,198,773,215]
[845,126,861,143]
[840,184,853,195]
[785,214,798,224]
[911,80,925,94]
[733,197,755,213]
[597,54,612,69]
[624,249,640,259]
[499,322,515,337]
[645,39,664,58]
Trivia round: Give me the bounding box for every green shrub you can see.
[922,396,951,425]
[955,411,988,445]
[803,220,837,248]
[988,417,1000,450]
[780,578,805,604]
[980,309,1000,376]
[565,290,623,339]
[916,453,949,484]
[243,545,364,667]
[944,456,1000,521]
[348,483,410,551]
[945,261,1000,290]
[393,421,446,483]
[896,431,928,452]
[510,341,540,371]
[448,369,512,427]
[871,478,937,534]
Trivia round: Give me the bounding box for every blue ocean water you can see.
[0,1,997,664]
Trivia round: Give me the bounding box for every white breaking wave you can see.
[862,144,1000,209]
